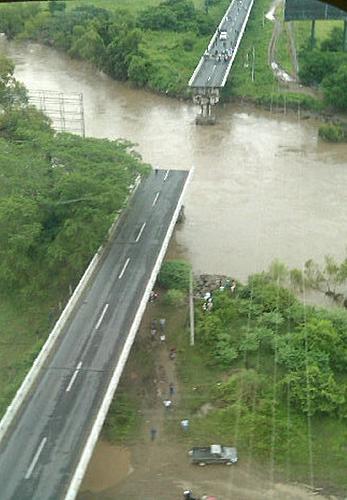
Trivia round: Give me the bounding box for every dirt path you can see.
[266,0,319,98]
[79,302,339,500]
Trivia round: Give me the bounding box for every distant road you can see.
[0,170,189,500]
[189,0,255,88]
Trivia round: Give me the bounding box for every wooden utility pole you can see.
[189,270,195,346]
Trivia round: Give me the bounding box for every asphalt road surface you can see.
[0,170,189,500]
[190,0,254,88]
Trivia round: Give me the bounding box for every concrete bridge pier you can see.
[193,88,220,125]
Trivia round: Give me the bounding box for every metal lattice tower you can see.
[28,90,85,137]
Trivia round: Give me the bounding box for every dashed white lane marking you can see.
[135,222,146,242]
[25,437,47,479]
[95,303,109,330]
[118,257,130,279]
[66,361,83,393]
[164,170,170,181]
[152,192,160,207]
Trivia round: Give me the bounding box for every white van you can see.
[219,30,228,41]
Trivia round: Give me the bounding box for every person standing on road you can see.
[150,427,157,441]
[181,419,189,431]
[159,318,166,332]
[163,399,172,410]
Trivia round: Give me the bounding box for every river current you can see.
[2,38,347,281]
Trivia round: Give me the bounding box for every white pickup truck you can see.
[188,444,238,466]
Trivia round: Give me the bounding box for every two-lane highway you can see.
[0,169,190,500]
[189,0,255,88]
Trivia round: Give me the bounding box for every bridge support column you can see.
[192,87,220,125]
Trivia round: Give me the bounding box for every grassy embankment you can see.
[223,0,324,110]
[105,282,347,496]
[171,327,347,495]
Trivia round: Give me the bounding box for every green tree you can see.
[323,63,347,110]
[0,196,42,290]
[321,26,344,52]
[69,25,105,64]
[0,55,27,109]
[128,55,152,86]
[48,1,66,15]
[158,260,191,290]
[104,29,142,80]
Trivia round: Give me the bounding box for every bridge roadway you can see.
[189,0,255,89]
[0,169,189,500]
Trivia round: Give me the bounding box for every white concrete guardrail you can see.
[189,0,255,88]
[221,0,255,87]
[189,0,235,87]
[0,175,141,444]
[65,166,194,500]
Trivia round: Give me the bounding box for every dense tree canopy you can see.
[197,271,347,418]
[298,27,347,110]
[0,55,149,296]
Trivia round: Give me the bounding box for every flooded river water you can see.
[2,38,347,280]
[2,37,347,498]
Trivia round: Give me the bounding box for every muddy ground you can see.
[78,300,339,500]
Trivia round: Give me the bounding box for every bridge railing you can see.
[189,0,255,88]
[221,0,255,87]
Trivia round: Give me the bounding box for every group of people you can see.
[215,47,234,63]
[202,291,213,312]
[150,317,166,342]
[201,279,237,312]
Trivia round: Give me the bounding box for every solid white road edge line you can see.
[95,304,109,330]
[0,176,142,444]
[152,192,160,207]
[135,222,146,243]
[25,437,47,480]
[64,166,194,500]
[118,258,130,279]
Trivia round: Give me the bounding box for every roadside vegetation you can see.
[0,54,149,418]
[107,255,347,495]
[0,0,230,97]
[182,259,347,495]
[1,0,345,114]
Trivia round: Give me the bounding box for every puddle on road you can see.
[80,441,132,493]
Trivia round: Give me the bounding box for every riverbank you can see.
[1,0,346,118]
[79,276,347,499]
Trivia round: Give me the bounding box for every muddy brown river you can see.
[2,38,347,281]
[1,37,347,499]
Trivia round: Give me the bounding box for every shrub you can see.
[157,259,191,291]
[182,37,194,51]
[319,123,345,143]
[163,288,185,307]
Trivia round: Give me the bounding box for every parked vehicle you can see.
[219,30,228,40]
[188,444,238,466]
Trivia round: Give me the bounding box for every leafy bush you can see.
[322,63,347,110]
[158,260,191,291]
[320,27,344,52]
[163,289,185,307]
[103,392,139,442]
[196,273,347,418]
[138,0,197,32]
[319,123,345,143]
